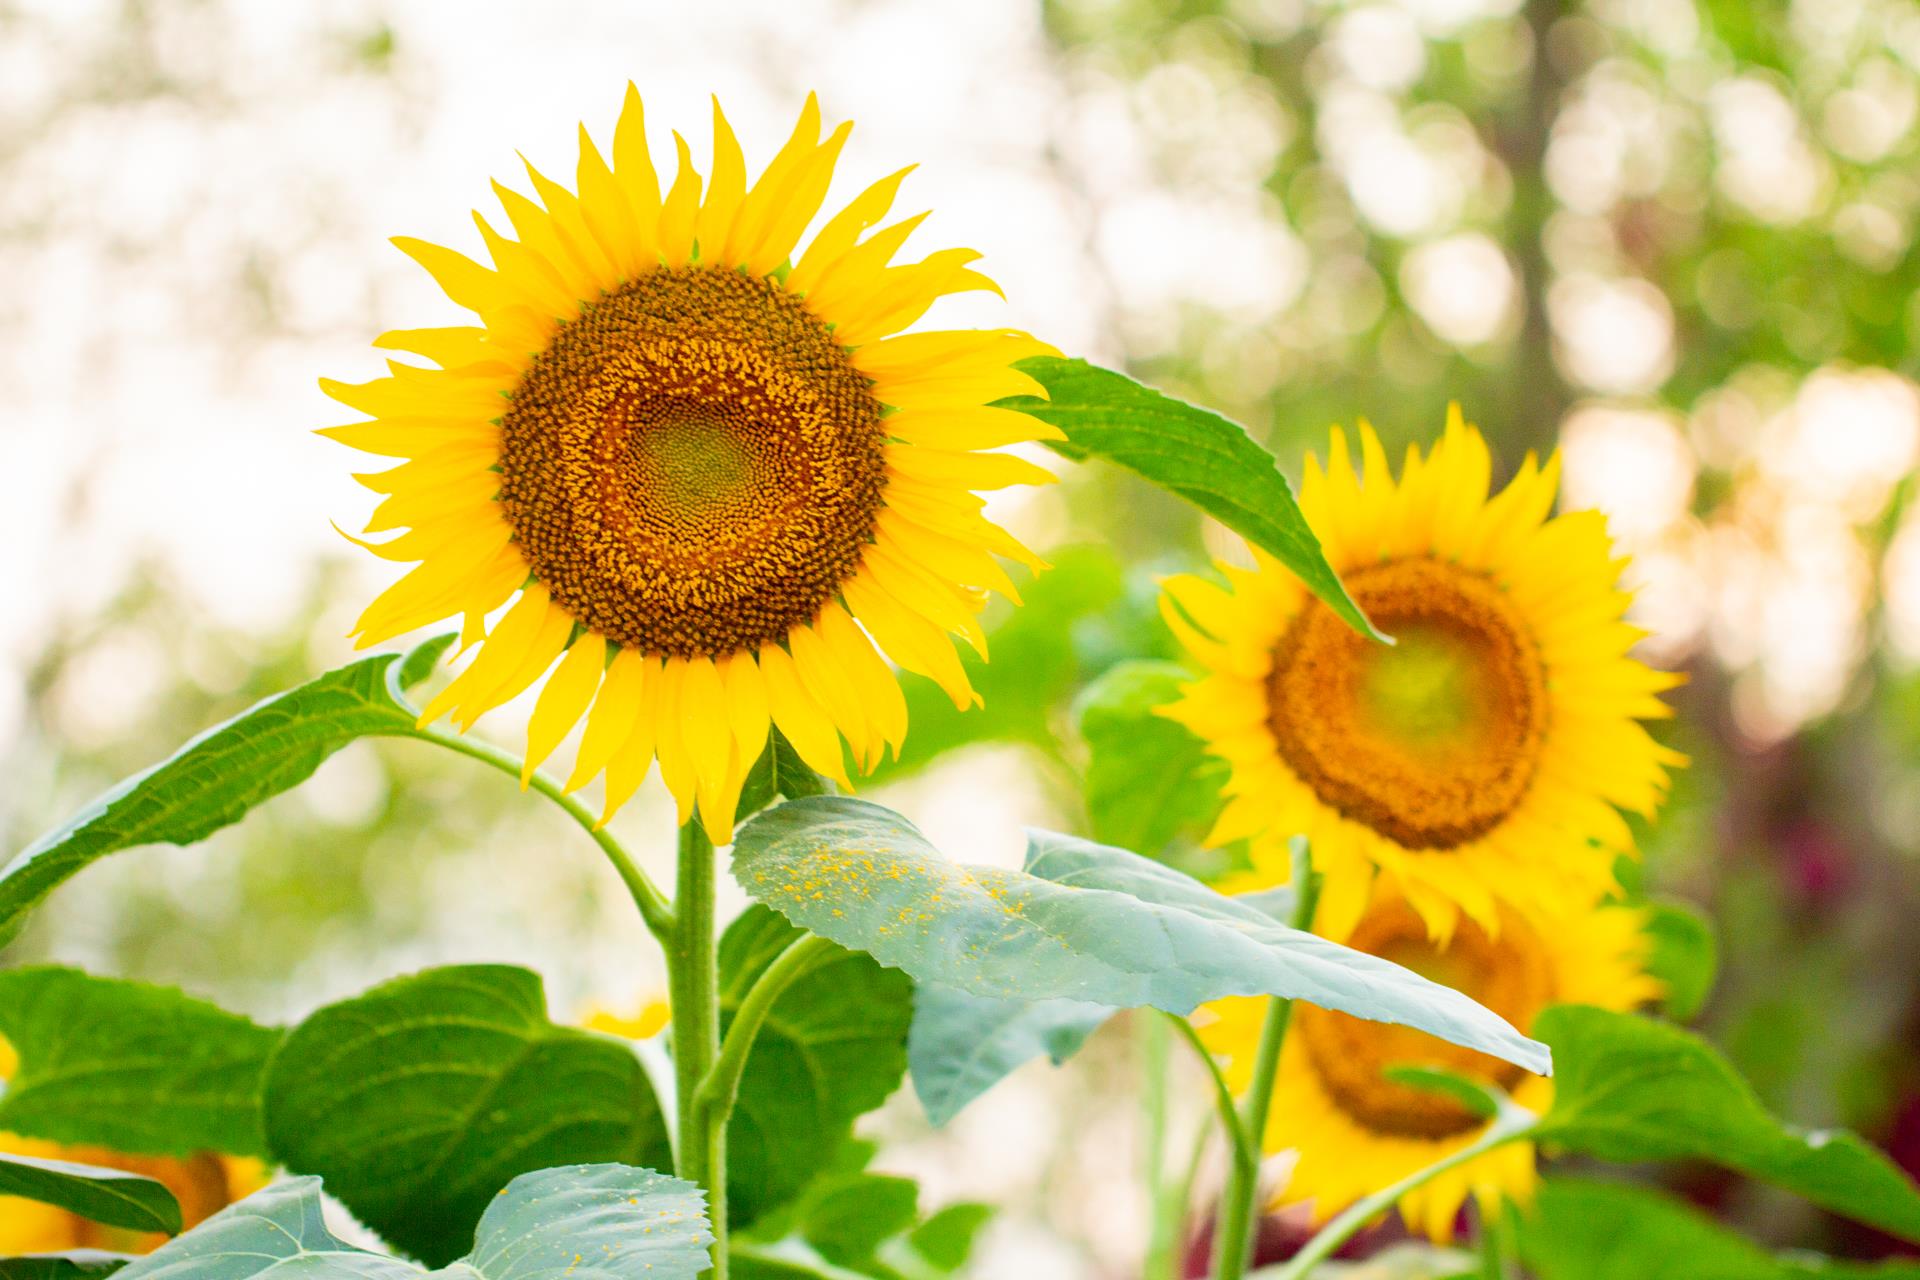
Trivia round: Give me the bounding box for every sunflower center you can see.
[1296,903,1554,1140]
[1266,557,1548,849]
[498,264,887,659]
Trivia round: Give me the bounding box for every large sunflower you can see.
[1161,409,1683,941]
[1198,890,1659,1241]
[325,89,1057,840]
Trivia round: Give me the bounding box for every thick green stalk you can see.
[1213,840,1319,1280]
[667,821,725,1279]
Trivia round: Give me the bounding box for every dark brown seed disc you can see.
[498,264,887,659]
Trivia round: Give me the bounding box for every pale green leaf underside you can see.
[731,797,1547,1075]
[907,983,1112,1127]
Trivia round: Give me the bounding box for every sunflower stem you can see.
[1266,1101,1540,1280]
[667,820,725,1279]
[1212,838,1318,1280]
[1142,1013,1182,1280]
[408,727,674,940]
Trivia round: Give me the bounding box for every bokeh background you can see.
[5,0,1920,1273]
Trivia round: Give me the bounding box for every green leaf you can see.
[1643,899,1718,1021]
[0,635,451,941]
[0,1254,136,1280]
[1001,358,1381,641]
[907,983,1112,1126]
[1518,1176,1920,1280]
[1381,1065,1501,1120]
[739,728,830,818]
[1251,1245,1476,1278]
[904,1203,993,1272]
[1537,1006,1920,1241]
[732,1243,875,1280]
[773,1171,919,1270]
[261,966,672,1266]
[719,906,914,1225]
[110,1165,711,1280]
[0,1151,180,1233]
[0,967,281,1158]
[732,797,1548,1074]
[1073,660,1226,856]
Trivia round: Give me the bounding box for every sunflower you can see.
[1198,890,1659,1241]
[324,89,1058,841]
[1160,409,1683,941]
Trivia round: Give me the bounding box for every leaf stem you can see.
[666,820,725,1280]
[1142,1013,1181,1280]
[1163,1012,1259,1186]
[694,932,838,1122]
[408,727,674,940]
[1213,838,1319,1280]
[1266,1101,1539,1280]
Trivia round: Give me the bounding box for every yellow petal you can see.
[888,446,1057,491]
[677,655,734,802]
[788,620,878,770]
[391,237,506,314]
[786,166,915,295]
[719,652,772,770]
[569,647,651,792]
[884,406,1063,451]
[522,632,607,785]
[613,84,663,222]
[658,133,703,266]
[756,644,851,786]
[598,653,664,821]
[696,97,746,264]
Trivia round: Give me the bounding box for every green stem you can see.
[1164,1013,1259,1185]
[1213,838,1320,1280]
[667,821,725,1280]
[1142,1014,1179,1280]
[1267,1104,1539,1280]
[410,727,674,940]
[695,932,838,1121]
[1478,1197,1518,1280]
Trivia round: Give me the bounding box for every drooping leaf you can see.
[0,967,281,1158]
[719,906,914,1226]
[732,798,1548,1074]
[907,983,1112,1127]
[0,1151,180,1233]
[1537,1006,1920,1242]
[1073,659,1226,857]
[0,1254,136,1280]
[738,727,829,818]
[0,635,452,941]
[1000,357,1381,641]
[110,1166,711,1280]
[1518,1176,1920,1280]
[903,1203,994,1272]
[1642,900,1718,1021]
[261,966,671,1267]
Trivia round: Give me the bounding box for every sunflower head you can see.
[324,89,1061,840]
[1162,409,1686,941]
[1199,891,1660,1241]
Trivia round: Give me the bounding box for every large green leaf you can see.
[907,983,1112,1127]
[1001,357,1380,640]
[0,636,451,941]
[111,1165,711,1280]
[738,727,829,817]
[0,1151,179,1233]
[0,967,281,1158]
[261,966,672,1266]
[1073,659,1226,857]
[1537,1006,1920,1241]
[719,906,914,1225]
[731,798,1547,1074]
[1519,1176,1920,1280]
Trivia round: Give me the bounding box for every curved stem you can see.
[409,727,674,940]
[666,821,725,1279]
[695,933,837,1122]
[1163,1013,1258,1185]
[1214,838,1320,1280]
[1267,1104,1539,1280]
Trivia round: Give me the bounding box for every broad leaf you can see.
[1001,357,1381,641]
[719,906,913,1225]
[0,1151,179,1233]
[731,1244,872,1280]
[0,1255,136,1280]
[1643,900,1717,1021]
[261,966,671,1266]
[1518,1176,1920,1280]
[0,636,451,941]
[112,1166,711,1280]
[1073,660,1226,856]
[0,967,280,1158]
[1537,1006,1920,1241]
[908,983,1112,1126]
[903,1203,993,1273]
[732,798,1548,1074]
